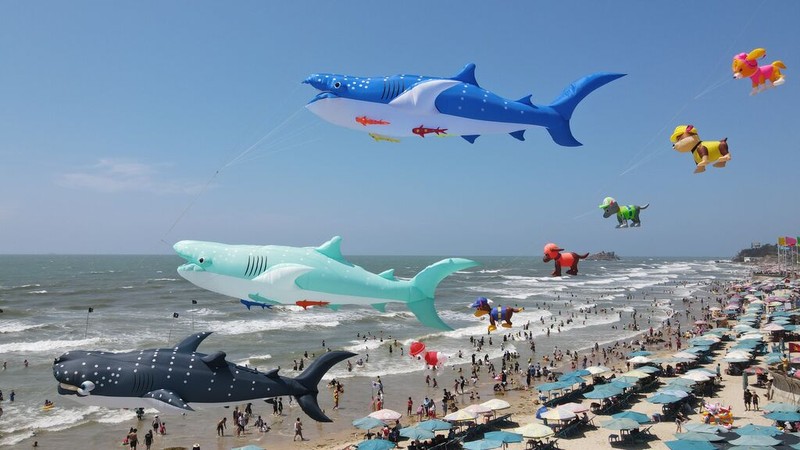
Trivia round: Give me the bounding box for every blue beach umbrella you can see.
[682,423,726,434]
[647,393,681,404]
[356,440,396,450]
[417,419,452,431]
[728,446,776,450]
[232,446,267,450]
[611,411,650,424]
[353,417,386,430]
[536,380,573,391]
[763,402,800,412]
[675,432,726,442]
[484,431,523,443]
[729,435,781,446]
[400,426,434,440]
[462,439,504,450]
[637,365,661,374]
[559,369,591,379]
[583,386,623,399]
[610,379,635,389]
[628,350,653,357]
[735,423,781,436]
[764,411,800,421]
[665,440,718,450]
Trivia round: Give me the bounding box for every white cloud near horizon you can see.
[58,158,207,195]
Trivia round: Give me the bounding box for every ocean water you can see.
[0,254,748,446]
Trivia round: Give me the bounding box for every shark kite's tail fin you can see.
[408,258,479,330]
[294,351,356,422]
[640,203,650,210]
[546,72,626,147]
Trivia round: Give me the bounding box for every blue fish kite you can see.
[174,236,478,330]
[303,63,625,146]
[53,332,354,422]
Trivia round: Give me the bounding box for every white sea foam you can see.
[0,321,46,334]
[28,290,48,294]
[0,337,102,354]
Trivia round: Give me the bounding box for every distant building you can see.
[751,242,762,249]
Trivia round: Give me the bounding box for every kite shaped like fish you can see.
[53,332,354,422]
[303,63,624,146]
[174,236,478,330]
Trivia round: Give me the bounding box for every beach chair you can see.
[608,434,620,443]
[641,425,653,436]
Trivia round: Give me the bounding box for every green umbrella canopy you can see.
[399,426,435,440]
[763,402,800,412]
[601,418,640,430]
[729,435,781,446]
[353,417,386,430]
[417,419,452,431]
[735,423,782,435]
[675,432,726,442]
[611,411,650,424]
[356,440,396,450]
[764,411,800,421]
[665,441,717,450]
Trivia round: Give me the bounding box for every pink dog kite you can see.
[732,48,786,95]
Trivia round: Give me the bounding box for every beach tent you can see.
[515,423,554,439]
[399,426,435,440]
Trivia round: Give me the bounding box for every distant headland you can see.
[587,251,620,261]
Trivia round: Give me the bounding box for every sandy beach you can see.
[14,267,794,450]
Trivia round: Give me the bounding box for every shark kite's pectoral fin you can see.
[173,331,213,353]
[144,389,193,412]
[462,135,480,144]
[252,264,314,288]
[406,298,452,331]
[315,236,352,265]
[378,269,396,280]
[328,304,341,311]
[510,130,526,141]
[201,351,227,369]
[371,303,387,313]
[452,63,480,87]
[247,293,282,308]
[389,79,461,114]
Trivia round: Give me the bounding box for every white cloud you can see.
[58,158,206,195]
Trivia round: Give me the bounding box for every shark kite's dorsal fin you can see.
[462,135,480,144]
[371,303,387,313]
[174,332,213,353]
[453,63,479,87]
[201,351,228,369]
[264,368,280,379]
[516,95,535,107]
[378,269,395,280]
[315,236,347,263]
[510,130,526,141]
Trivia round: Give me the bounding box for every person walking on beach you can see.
[752,392,760,410]
[278,398,283,415]
[216,417,227,436]
[293,417,304,441]
[127,428,138,450]
[675,416,683,433]
[744,389,752,411]
[152,416,161,433]
[143,430,153,450]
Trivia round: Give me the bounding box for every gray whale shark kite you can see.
[53,332,355,422]
[303,63,625,146]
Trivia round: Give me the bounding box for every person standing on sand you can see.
[293,417,304,441]
[216,417,227,436]
[744,389,752,411]
[752,392,760,410]
[143,430,153,450]
[407,397,413,416]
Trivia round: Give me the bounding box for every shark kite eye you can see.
[198,257,205,263]
[79,380,96,395]
[333,81,341,89]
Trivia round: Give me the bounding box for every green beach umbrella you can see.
[353,416,386,430]
[665,441,717,450]
[735,423,781,435]
[682,423,726,434]
[647,393,681,404]
[611,411,650,424]
[764,411,800,421]
[417,419,452,431]
[356,440,396,450]
[601,418,639,431]
[729,435,781,446]
[675,432,726,442]
[399,426,435,440]
[763,402,800,412]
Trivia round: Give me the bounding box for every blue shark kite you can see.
[174,236,478,330]
[303,63,625,146]
[53,331,355,422]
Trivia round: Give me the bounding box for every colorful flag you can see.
[790,342,800,353]
[778,236,787,246]
[786,237,798,247]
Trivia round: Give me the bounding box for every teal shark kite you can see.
[174,237,478,330]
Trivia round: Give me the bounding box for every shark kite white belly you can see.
[174,236,478,330]
[303,63,625,146]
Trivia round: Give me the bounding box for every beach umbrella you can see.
[484,431,523,444]
[647,393,681,404]
[743,366,768,375]
[399,426,435,440]
[417,419,452,431]
[610,379,635,389]
[657,389,690,398]
[763,402,800,412]
[583,386,624,399]
[614,376,642,384]
[558,374,586,384]
[763,323,786,331]
[560,369,591,379]
[353,416,387,430]
[682,423,726,433]
[627,355,652,364]
[558,402,589,414]
[585,365,612,375]
[687,368,716,376]
[540,407,576,421]
[735,423,782,435]
[674,352,699,359]
[622,370,651,379]
[444,409,477,422]
[480,399,511,411]
[729,435,781,446]
[665,441,717,450]
[725,356,751,363]
[368,409,402,421]
[463,404,493,415]
[694,320,708,325]
[601,417,639,431]
[628,350,653,357]
[611,411,650,424]
[462,439,503,450]
[515,423,554,439]
[637,365,661,374]
[675,432,726,441]
[681,372,712,382]
[661,384,693,392]
[536,380,573,391]
[728,446,776,450]
[666,378,696,387]
[232,446,267,450]
[356,440,396,450]
[764,411,800,421]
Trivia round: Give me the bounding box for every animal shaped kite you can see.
[543,243,589,277]
[470,297,523,333]
[670,125,730,174]
[599,197,649,228]
[732,48,786,95]
[174,237,478,330]
[422,351,448,369]
[303,64,625,146]
[53,331,355,422]
[409,341,426,358]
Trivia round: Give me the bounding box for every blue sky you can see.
[1,1,798,256]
